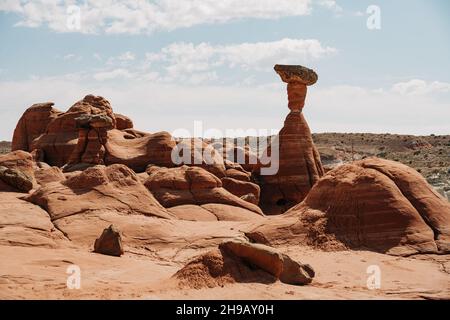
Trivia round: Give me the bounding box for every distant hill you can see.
[0,141,11,154]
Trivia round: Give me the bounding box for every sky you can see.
[0,0,449,140]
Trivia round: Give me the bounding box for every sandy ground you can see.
[1,244,449,300]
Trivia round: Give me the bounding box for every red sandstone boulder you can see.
[174,240,314,288]
[286,158,450,255]
[220,240,314,285]
[0,151,35,191]
[25,164,172,221]
[93,224,124,257]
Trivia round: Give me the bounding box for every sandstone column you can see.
[257,65,324,214]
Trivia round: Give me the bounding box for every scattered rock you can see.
[93,224,124,257]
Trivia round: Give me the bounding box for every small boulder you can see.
[0,165,33,192]
[94,225,124,257]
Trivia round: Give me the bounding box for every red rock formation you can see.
[257,65,324,214]
[34,166,66,186]
[0,192,68,248]
[174,240,314,288]
[0,151,36,191]
[285,158,450,255]
[104,130,177,172]
[11,102,61,152]
[67,114,114,167]
[220,240,314,285]
[30,95,116,167]
[25,164,172,221]
[144,165,263,215]
[221,177,260,204]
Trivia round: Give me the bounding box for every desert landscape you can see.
[0,64,449,300]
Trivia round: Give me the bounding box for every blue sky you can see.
[0,0,449,140]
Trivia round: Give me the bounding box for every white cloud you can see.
[117,51,135,61]
[318,0,343,14]
[391,79,450,95]
[1,0,313,34]
[85,39,336,85]
[63,54,76,60]
[145,39,337,81]
[93,68,134,81]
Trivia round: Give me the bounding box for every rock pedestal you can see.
[258,65,324,214]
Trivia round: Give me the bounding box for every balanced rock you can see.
[66,114,114,167]
[257,65,324,214]
[287,158,450,255]
[94,224,124,257]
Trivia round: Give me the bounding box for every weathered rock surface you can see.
[93,224,124,257]
[221,177,260,204]
[66,114,114,167]
[0,166,33,192]
[25,164,171,221]
[0,192,68,248]
[284,158,450,255]
[220,240,314,285]
[34,166,65,186]
[104,130,176,172]
[168,204,264,222]
[11,102,61,152]
[31,95,116,167]
[257,65,324,214]
[114,113,133,130]
[144,165,263,215]
[173,248,275,289]
[0,151,35,192]
[0,150,35,179]
[174,240,314,288]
